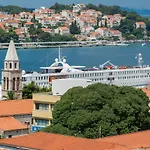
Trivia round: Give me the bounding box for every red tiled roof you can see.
[0,23,5,30]
[142,88,150,97]
[0,117,28,131]
[0,100,33,116]
[136,22,146,25]
[0,132,125,150]
[100,130,150,149]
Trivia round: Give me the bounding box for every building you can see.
[1,40,22,99]
[73,4,86,13]
[32,93,60,131]
[0,100,33,125]
[0,132,121,150]
[1,130,150,149]
[0,99,33,138]
[136,22,146,29]
[0,117,29,138]
[55,26,70,35]
[52,79,92,96]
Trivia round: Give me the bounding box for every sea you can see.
[0,43,150,75]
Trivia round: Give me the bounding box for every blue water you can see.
[0,43,150,74]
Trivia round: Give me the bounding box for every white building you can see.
[52,78,92,96]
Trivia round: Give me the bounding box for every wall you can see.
[3,129,29,138]
[52,79,92,96]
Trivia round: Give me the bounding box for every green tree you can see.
[3,91,18,100]
[22,81,51,99]
[0,5,30,14]
[43,83,150,139]
[70,21,81,35]
[50,3,73,13]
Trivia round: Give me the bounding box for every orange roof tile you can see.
[136,22,145,25]
[0,99,33,116]
[100,130,150,149]
[0,117,28,131]
[25,21,34,25]
[0,23,5,30]
[0,132,126,150]
[142,88,150,97]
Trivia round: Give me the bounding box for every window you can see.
[35,119,49,126]
[17,77,20,90]
[14,63,17,69]
[35,103,49,110]
[13,77,15,90]
[9,63,12,69]
[5,63,7,69]
[51,104,54,111]
[7,77,9,90]
[3,77,6,90]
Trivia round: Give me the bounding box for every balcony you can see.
[32,110,52,119]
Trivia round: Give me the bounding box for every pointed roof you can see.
[5,40,19,61]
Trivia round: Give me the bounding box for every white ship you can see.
[22,48,150,88]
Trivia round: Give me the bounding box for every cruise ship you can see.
[22,48,150,88]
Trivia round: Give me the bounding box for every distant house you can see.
[55,26,70,35]
[73,4,86,13]
[136,22,146,29]
[96,27,109,37]
[4,20,21,28]
[109,30,122,38]
[90,32,101,40]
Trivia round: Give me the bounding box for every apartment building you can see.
[32,93,60,132]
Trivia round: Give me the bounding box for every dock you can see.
[0,41,103,50]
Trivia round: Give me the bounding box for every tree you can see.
[3,91,17,100]
[70,21,81,35]
[22,81,51,99]
[43,83,150,139]
[104,19,107,27]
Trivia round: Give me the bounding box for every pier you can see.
[0,41,103,49]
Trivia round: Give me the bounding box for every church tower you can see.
[2,40,22,99]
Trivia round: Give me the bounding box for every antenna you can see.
[135,53,143,67]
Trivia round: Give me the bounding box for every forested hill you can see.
[0,5,31,14]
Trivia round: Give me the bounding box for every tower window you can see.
[7,78,9,90]
[3,77,6,90]
[9,63,12,69]
[5,63,7,69]
[13,78,15,90]
[14,63,17,69]
[17,77,20,90]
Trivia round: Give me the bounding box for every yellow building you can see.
[32,93,60,132]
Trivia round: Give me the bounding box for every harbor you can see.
[0,41,130,49]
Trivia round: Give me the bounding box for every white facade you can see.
[52,79,92,96]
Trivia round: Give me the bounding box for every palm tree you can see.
[3,91,18,100]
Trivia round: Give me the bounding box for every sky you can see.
[0,0,150,9]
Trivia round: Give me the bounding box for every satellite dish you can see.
[55,58,58,62]
[63,59,66,63]
[22,70,26,75]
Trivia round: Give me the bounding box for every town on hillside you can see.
[0,3,149,44]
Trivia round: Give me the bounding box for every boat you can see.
[142,43,146,46]
[113,42,129,46]
[22,49,150,88]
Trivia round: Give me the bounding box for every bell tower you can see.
[2,40,22,99]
